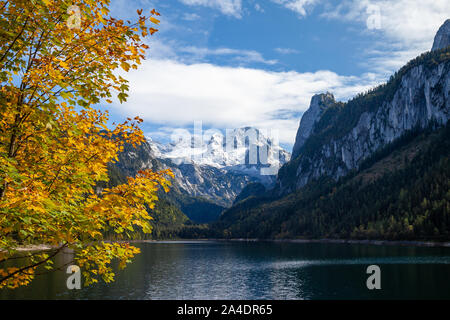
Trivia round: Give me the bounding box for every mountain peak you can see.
[291,92,336,159]
[148,126,291,180]
[432,19,450,51]
[311,92,335,104]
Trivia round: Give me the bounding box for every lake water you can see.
[1,241,450,300]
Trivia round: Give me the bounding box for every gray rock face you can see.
[117,127,291,207]
[279,57,450,194]
[164,161,259,207]
[291,92,335,159]
[432,19,450,51]
[150,127,290,183]
[117,140,259,207]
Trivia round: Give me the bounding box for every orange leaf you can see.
[149,17,160,25]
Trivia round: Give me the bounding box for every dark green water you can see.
[1,241,450,300]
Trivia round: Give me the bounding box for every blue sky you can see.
[104,0,450,151]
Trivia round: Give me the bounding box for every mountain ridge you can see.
[216,122,450,240]
[277,46,449,194]
[148,127,290,184]
[107,126,290,224]
[211,21,450,241]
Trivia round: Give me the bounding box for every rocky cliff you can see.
[146,127,290,207]
[291,92,336,159]
[278,39,450,194]
[214,20,450,241]
[432,19,450,51]
[113,138,256,207]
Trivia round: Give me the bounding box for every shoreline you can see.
[129,238,450,248]
[7,238,450,252]
[0,244,54,253]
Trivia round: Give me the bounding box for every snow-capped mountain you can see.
[148,127,291,181]
[109,127,290,222]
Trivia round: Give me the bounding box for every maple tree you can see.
[0,0,171,288]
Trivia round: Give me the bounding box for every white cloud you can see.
[146,38,278,65]
[275,47,301,55]
[182,13,201,20]
[145,126,184,142]
[107,0,445,147]
[179,46,278,65]
[254,3,264,12]
[178,0,242,17]
[271,0,321,17]
[324,0,449,45]
[147,39,179,60]
[111,58,379,145]
[322,0,450,74]
[361,46,425,76]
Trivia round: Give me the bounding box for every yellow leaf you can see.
[121,61,130,72]
[60,61,69,70]
[149,17,160,25]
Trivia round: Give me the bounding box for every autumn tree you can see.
[0,0,170,288]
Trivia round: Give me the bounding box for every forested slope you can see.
[215,123,450,241]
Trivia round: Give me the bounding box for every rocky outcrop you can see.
[166,162,258,207]
[291,92,335,159]
[432,19,450,51]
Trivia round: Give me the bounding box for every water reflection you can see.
[1,241,450,300]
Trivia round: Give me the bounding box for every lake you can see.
[1,241,450,300]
